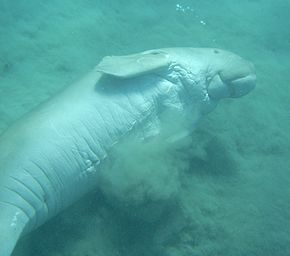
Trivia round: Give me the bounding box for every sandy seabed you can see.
[0,0,290,255]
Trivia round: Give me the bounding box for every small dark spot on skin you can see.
[214,49,219,54]
[150,51,160,55]
[0,60,12,75]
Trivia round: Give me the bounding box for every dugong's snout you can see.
[222,61,256,98]
[207,51,256,100]
[229,74,256,98]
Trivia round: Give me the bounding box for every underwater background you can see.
[0,0,290,255]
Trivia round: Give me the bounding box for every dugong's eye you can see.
[214,49,220,54]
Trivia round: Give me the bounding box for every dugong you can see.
[0,48,256,255]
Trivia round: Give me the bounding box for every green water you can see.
[0,0,290,255]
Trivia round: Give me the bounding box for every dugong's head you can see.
[159,48,256,101]
[97,47,256,101]
[203,48,256,100]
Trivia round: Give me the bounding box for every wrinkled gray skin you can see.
[0,48,256,256]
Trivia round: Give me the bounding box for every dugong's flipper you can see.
[96,50,170,78]
[0,203,28,256]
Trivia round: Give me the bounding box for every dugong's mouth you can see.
[226,73,256,98]
[207,63,256,100]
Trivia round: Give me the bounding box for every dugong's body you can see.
[0,48,256,255]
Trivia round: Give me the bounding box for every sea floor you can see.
[0,0,290,255]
